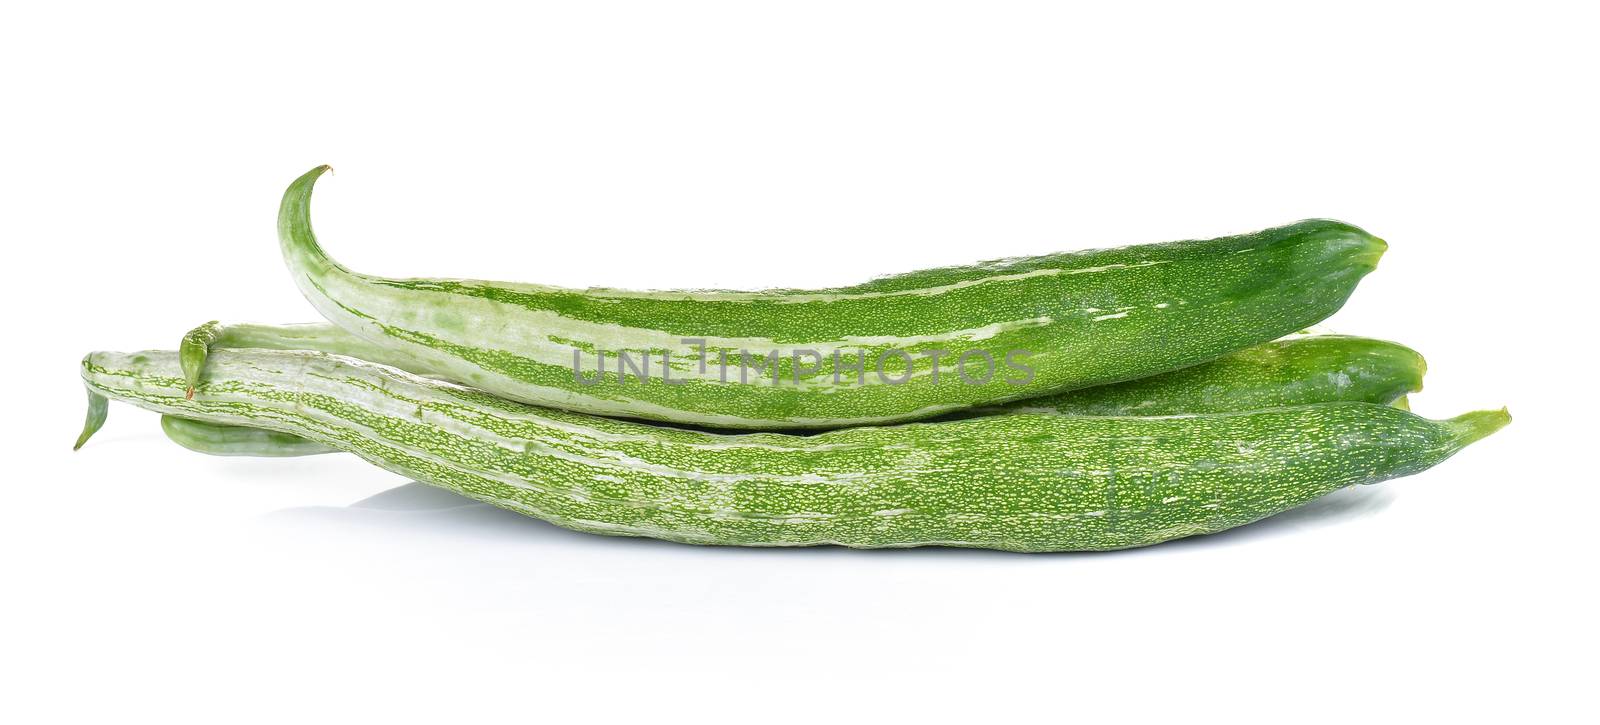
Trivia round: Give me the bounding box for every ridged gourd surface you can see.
[82,349,1498,552]
[280,166,1386,428]
[170,332,1424,452]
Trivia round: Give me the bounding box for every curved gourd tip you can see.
[1444,407,1512,447]
[278,165,343,274]
[282,165,333,206]
[74,389,109,450]
[179,320,223,398]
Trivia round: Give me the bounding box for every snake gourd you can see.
[79,348,1501,552]
[170,331,1424,457]
[980,334,1425,417]
[277,165,1386,428]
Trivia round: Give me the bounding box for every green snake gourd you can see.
[171,331,1424,456]
[986,334,1424,416]
[278,165,1386,428]
[80,348,1503,552]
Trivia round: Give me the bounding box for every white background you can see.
[4,2,1595,722]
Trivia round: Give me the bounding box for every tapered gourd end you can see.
[74,389,109,450]
[1398,345,1426,393]
[1356,234,1388,270]
[278,165,346,278]
[179,320,224,398]
[1292,219,1388,272]
[1364,339,1426,400]
[1344,229,1387,278]
[1444,407,1512,448]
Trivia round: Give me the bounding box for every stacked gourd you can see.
[76,166,1508,551]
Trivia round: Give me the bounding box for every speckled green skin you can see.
[174,330,1424,455]
[986,335,1425,417]
[278,165,1385,428]
[79,349,1505,552]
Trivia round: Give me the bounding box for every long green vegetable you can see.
[276,165,1385,428]
[80,349,1503,552]
[170,331,1424,456]
[987,334,1424,416]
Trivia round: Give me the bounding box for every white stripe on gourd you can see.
[275,165,1387,428]
[173,332,1425,457]
[81,348,1503,552]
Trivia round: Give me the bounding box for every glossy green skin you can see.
[174,330,1424,456]
[279,165,1385,428]
[161,415,338,456]
[985,335,1425,416]
[79,349,1504,552]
